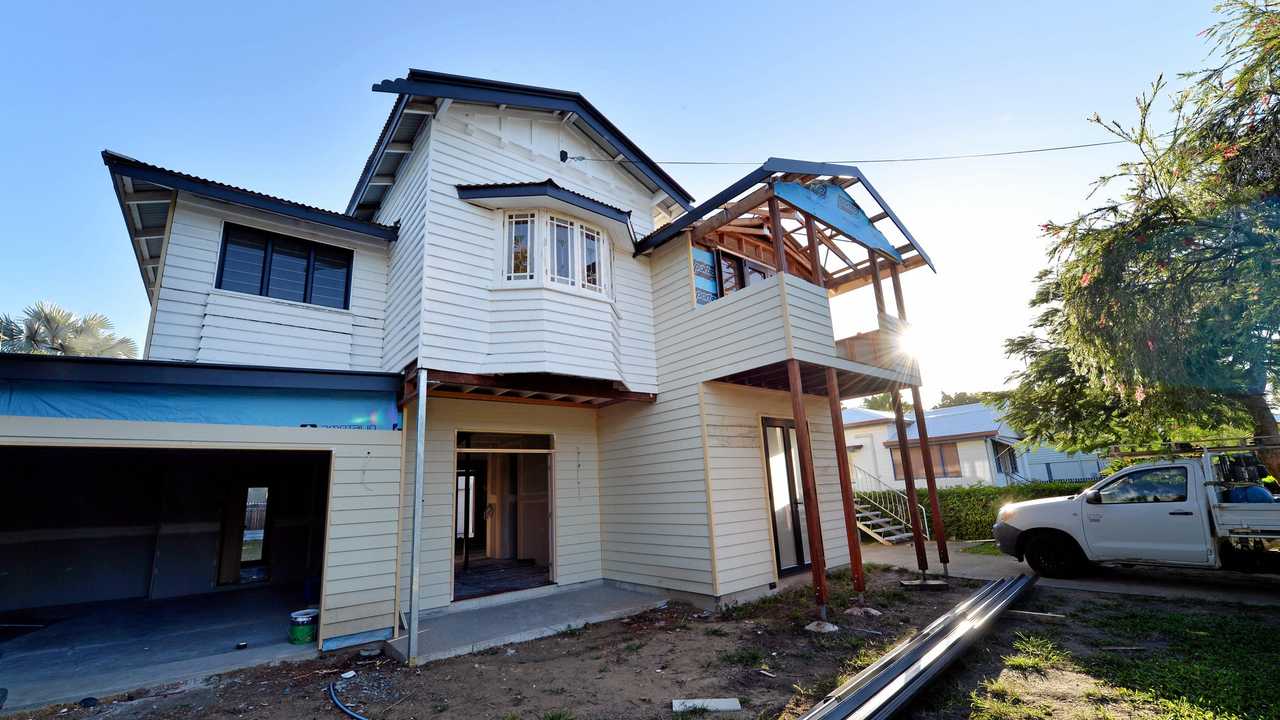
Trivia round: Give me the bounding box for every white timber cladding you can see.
[0,417,402,643]
[392,103,657,391]
[701,382,851,596]
[397,398,603,614]
[145,194,389,371]
[375,119,434,372]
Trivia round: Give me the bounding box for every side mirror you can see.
[1084,490,1101,505]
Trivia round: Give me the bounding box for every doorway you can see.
[453,432,553,601]
[762,418,811,574]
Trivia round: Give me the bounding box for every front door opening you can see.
[763,418,811,574]
[453,433,553,601]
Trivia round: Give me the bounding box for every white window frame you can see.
[547,214,577,286]
[496,209,611,298]
[504,211,537,282]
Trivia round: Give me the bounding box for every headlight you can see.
[996,504,1013,523]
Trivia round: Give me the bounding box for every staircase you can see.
[852,464,930,545]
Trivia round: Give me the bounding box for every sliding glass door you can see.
[762,418,811,573]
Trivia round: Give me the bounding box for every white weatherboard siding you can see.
[405,105,658,391]
[846,422,893,483]
[146,195,389,371]
[397,398,602,615]
[783,274,916,384]
[598,240,860,599]
[702,383,850,596]
[0,417,402,643]
[374,119,434,373]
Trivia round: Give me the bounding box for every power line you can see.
[568,138,1128,166]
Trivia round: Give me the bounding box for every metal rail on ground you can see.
[797,575,1037,720]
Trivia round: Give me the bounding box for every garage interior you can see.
[453,433,552,601]
[0,446,330,709]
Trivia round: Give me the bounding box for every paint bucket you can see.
[289,609,319,645]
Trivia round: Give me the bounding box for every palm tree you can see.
[0,301,138,358]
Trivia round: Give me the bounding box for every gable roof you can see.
[102,151,398,297]
[886,402,1019,446]
[348,70,695,223]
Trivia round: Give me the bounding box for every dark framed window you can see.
[694,244,775,305]
[1099,467,1188,504]
[215,223,353,309]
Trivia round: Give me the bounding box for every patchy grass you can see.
[1077,607,1280,720]
[718,646,766,667]
[969,690,1051,720]
[961,540,1005,556]
[1003,633,1067,674]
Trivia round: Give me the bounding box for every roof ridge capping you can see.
[102,150,398,242]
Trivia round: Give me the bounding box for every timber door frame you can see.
[761,417,808,575]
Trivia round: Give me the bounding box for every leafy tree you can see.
[860,392,911,414]
[934,391,986,409]
[0,301,138,358]
[994,1,1280,475]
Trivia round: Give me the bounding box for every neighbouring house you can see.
[0,70,944,679]
[846,402,1108,490]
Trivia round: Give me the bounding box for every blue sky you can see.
[0,1,1221,403]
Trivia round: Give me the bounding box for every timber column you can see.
[890,263,951,571]
[786,359,830,618]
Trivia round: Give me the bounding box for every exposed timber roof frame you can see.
[632,158,934,298]
[349,69,695,222]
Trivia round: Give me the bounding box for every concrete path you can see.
[388,581,668,664]
[861,540,1280,606]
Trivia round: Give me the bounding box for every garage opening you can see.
[453,432,552,601]
[0,446,330,695]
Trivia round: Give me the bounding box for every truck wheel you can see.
[1022,532,1086,578]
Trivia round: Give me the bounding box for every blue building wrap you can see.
[0,379,401,430]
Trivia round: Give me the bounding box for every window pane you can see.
[720,253,742,293]
[582,227,601,289]
[940,444,961,477]
[551,218,574,282]
[266,238,309,302]
[1100,467,1188,504]
[219,232,266,295]
[507,214,532,279]
[309,246,351,309]
[745,262,772,286]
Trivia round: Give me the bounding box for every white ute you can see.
[993,448,1280,577]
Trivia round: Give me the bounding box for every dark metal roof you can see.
[0,352,402,393]
[348,69,695,221]
[103,151,399,242]
[633,158,934,273]
[457,179,631,224]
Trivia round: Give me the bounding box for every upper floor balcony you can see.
[638,159,933,400]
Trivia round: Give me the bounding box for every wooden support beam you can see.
[889,262,909,320]
[890,389,930,574]
[691,185,774,242]
[911,386,950,566]
[767,192,788,275]
[806,216,822,284]
[826,367,865,593]
[868,251,887,314]
[787,359,829,617]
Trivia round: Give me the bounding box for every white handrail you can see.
[852,463,930,539]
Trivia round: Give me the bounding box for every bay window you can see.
[502,210,609,295]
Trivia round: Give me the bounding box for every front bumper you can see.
[993,521,1023,558]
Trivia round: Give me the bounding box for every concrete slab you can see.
[388,581,667,664]
[0,587,315,713]
[861,541,1280,606]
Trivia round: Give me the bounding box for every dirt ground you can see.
[13,565,1279,720]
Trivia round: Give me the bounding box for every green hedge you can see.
[911,482,1090,541]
